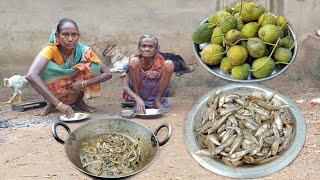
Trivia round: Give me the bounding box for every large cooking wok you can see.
[51,117,172,178]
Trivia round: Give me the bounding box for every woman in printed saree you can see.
[123,34,174,114]
[26,18,112,118]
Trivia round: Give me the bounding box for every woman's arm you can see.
[122,74,145,114]
[26,54,62,106]
[26,54,74,117]
[84,61,112,86]
[67,61,112,92]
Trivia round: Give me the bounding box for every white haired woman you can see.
[123,35,174,114]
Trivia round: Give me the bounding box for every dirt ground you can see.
[1,34,320,180]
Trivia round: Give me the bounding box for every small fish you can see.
[274,111,283,131]
[225,94,240,103]
[207,112,232,134]
[218,134,237,150]
[218,93,227,108]
[194,149,213,158]
[229,133,244,155]
[228,115,238,127]
[254,123,268,137]
[283,124,293,138]
[230,149,251,159]
[249,98,290,111]
[271,139,281,156]
[221,128,235,143]
[272,122,280,139]
[206,134,221,146]
[207,90,218,107]
[195,90,295,168]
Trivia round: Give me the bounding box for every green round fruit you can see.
[238,2,265,23]
[241,22,259,38]
[227,45,248,66]
[211,27,224,45]
[273,47,292,63]
[219,15,237,33]
[231,63,250,80]
[225,29,243,45]
[258,24,281,43]
[246,38,267,58]
[279,36,294,49]
[192,24,213,44]
[208,11,231,24]
[200,44,225,65]
[277,15,289,30]
[258,13,277,27]
[220,57,234,73]
[252,57,275,79]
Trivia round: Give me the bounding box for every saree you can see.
[123,53,170,108]
[40,27,102,105]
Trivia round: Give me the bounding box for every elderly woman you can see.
[123,35,174,114]
[26,18,112,118]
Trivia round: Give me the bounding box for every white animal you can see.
[308,98,320,107]
[102,44,129,77]
[3,75,29,104]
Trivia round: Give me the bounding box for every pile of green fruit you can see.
[192,0,295,80]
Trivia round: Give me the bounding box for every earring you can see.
[55,38,60,45]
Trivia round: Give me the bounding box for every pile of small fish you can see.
[194,89,295,167]
[80,133,141,176]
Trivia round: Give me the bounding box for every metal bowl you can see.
[192,18,298,82]
[184,83,306,178]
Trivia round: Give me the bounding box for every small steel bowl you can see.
[121,109,134,118]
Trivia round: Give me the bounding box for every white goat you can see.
[102,44,129,77]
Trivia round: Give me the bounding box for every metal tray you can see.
[60,113,90,122]
[184,83,306,178]
[192,18,298,82]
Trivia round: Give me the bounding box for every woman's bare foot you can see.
[74,100,96,112]
[154,98,169,113]
[34,104,55,116]
[154,98,164,110]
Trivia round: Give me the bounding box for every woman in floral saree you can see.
[26,18,112,118]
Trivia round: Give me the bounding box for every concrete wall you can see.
[0,0,319,75]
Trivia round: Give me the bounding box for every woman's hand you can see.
[56,102,75,118]
[68,80,84,92]
[135,97,146,114]
[146,71,160,79]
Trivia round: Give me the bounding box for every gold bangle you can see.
[55,102,63,109]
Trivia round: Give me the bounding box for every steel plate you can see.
[59,113,90,122]
[184,83,306,178]
[193,18,298,82]
[136,109,163,119]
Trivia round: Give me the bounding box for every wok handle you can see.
[51,121,71,144]
[154,123,172,146]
